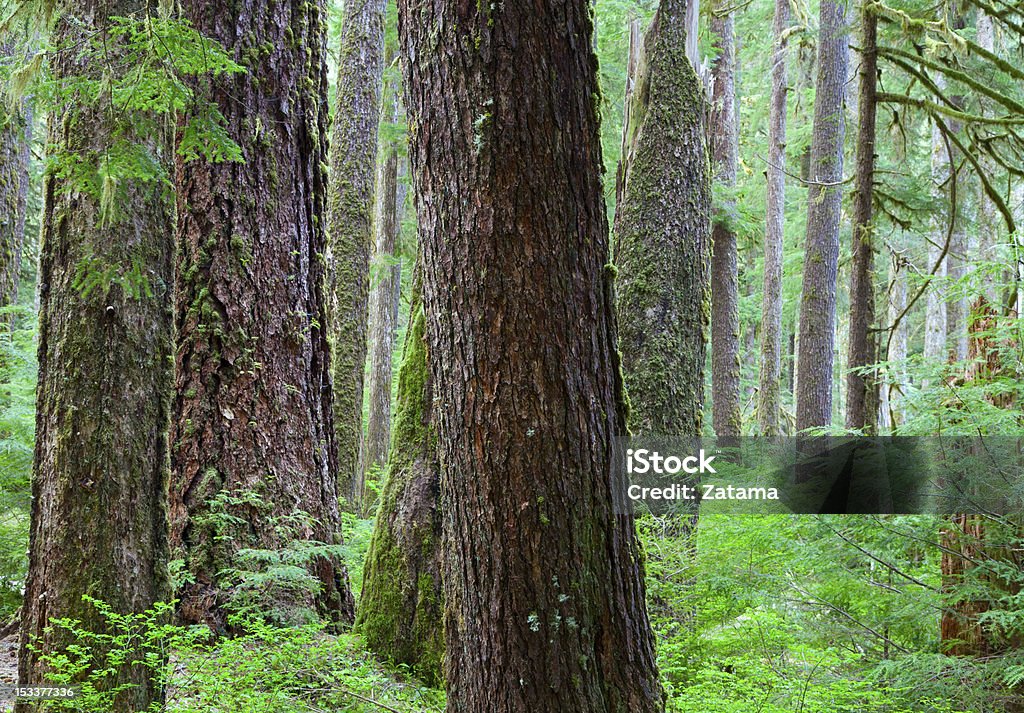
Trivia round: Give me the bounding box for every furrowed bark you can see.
[328,0,387,508]
[170,0,353,629]
[17,6,172,711]
[710,2,742,440]
[845,0,878,433]
[795,0,848,431]
[758,0,790,437]
[399,0,665,709]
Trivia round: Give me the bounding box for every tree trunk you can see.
[17,6,172,711]
[845,0,878,433]
[758,0,790,437]
[399,0,665,709]
[170,0,353,630]
[0,46,29,314]
[360,93,405,495]
[795,0,848,431]
[356,265,443,685]
[615,2,711,438]
[328,0,387,508]
[710,4,741,440]
[924,95,950,376]
[880,250,907,431]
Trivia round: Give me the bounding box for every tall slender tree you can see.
[329,0,388,508]
[758,0,790,436]
[710,0,741,440]
[795,0,848,431]
[846,0,878,433]
[361,89,405,492]
[17,4,172,710]
[924,92,950,376]
[170,0,353,628]
[0,44,29,314]
[399,0,665,709]
[616,2,711,438]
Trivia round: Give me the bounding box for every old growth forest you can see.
[0,0,1023,710]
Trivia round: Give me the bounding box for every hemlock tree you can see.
[398,0,665,709]
[17,4,173,710]
[356,265,443,684]
[616,0,711,438]
[758,0,790,436]
[329,0,388,508]
[795,0,847,431]
[710,0,742,441]
[170,0,353,628]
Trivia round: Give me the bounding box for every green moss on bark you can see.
[356,292,444,685]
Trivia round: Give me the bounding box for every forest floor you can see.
[0,635,16,712]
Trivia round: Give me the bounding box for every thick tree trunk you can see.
[758,0,790,437]
[795,0,848,431]
[399,0,665,710]
[17,6,172,711]
[170,0,353,629]
[328,0,387,507]
[0,48,29,314]
[616,2,711,438]
[845,1,878,433]
[360,94,405,493]
[356,267,443,684]
[710,5,741,440]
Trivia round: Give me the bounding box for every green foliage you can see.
[641,514,1023,712]
[0,305,35,620]
[30,598,445,713]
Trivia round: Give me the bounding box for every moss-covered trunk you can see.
[170,0,353,629]
[356,264,443,684]
[795,0,848,431]
[615,0,711,438]
[17,6,172,711]
[328,0,387,508]
[710,4,741,440]
[399,0,665,708]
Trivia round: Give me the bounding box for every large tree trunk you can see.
[758,0,790,437]
[356,266,443,685]
[399,0,665,710]
[615,2,711,438]
[795,0,848,431]
[360,92,405,494]
[170,0,353,630]
[17,6,172,711]
[0,45,29,314]
[710,3,741,440]
[328,0,387,508]
[845,0,878,433]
